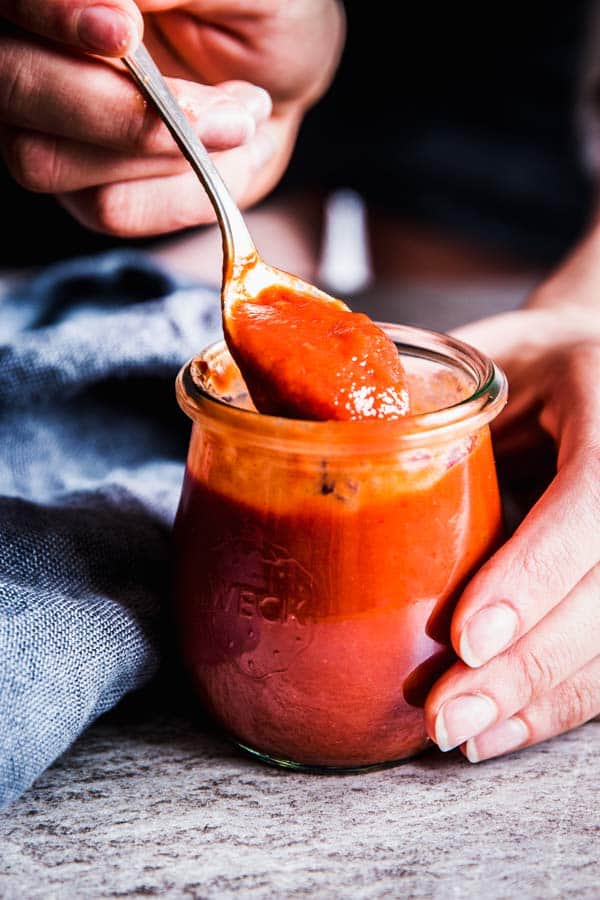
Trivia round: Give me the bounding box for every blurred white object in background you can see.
[317,188,373,295]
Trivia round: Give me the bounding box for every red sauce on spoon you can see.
[223,284,410,420]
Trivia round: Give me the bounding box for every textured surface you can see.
[1,678,598,900]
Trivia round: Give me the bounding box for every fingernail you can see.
[242,88,272,122]
[198,106,256,144]
[460,602,519,668]
[78,5,138,54]
[249,131,276,169]
[435,693,497,752]
[465,716,529,763]
[222,84,273,122]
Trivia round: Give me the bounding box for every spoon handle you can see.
[123,43,256,269]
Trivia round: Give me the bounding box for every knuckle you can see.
[0,40,31,113]
[558,452,600,524]
[516,644,558,700]
[580,449,600,500]
[126,100,165,154]
[88,184,139,237]
[519,546,556,589]
[5,132,60,192]
[80,177,201,237]
[554,679,594,732]
[516,543,573,603]
[568,339,600,369]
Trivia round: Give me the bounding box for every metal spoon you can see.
[122,44,346,323]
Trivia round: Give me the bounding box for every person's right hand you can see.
[0,0,345,237]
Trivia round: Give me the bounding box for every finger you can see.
[538,341,600,462]
[146,0,347,105]
[454,311,600,445]
[136,0,192,9]
[57,125,277,236]
[0,0,143,55]
[452,307,600,363]
[452,309,551,361]
[0,34,268,155]
[2,80,272,193]
[424,561,600,752]
[452,311,554,444]
[0,127,193,193]
[448,451,600,669]
[463,655,600,762]
[449,340,600,670]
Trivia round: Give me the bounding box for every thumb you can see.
[451,310,538,362]
[0,0,143,56]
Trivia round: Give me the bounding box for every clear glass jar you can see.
[173,323,507,771]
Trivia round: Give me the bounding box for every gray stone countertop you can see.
[1,680,598,899]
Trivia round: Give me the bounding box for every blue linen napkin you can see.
[0,249,222,810]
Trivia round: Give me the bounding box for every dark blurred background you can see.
[278,1,595,268]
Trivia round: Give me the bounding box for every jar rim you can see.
[176,322,508,453]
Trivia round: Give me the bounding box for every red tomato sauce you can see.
[224,285,410,421]
[173,420,503,768]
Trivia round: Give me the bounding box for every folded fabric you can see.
[0,250,222,810]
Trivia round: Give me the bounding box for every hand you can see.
[423,232,600,762]
[0,0,345,236]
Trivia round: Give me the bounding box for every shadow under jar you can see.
[173,323,507,772]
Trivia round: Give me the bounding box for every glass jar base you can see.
[233,739,433,775]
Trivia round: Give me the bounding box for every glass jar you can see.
[173,323,507,771]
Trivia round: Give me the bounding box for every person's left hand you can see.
[423,297,600,762]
